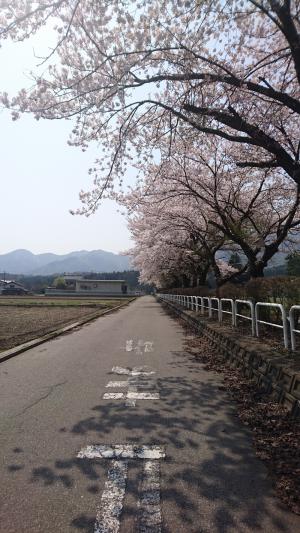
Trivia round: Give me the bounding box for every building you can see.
[0,280,28,295]
[75,279,127,295]
[45,276,128,296]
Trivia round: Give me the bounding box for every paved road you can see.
[0,296,299,533]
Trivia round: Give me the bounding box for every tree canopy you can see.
[1,1,300,285]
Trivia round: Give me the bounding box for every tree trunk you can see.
[248,262,265,278]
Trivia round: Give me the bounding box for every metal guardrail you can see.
[235,299,255,336]
[220,298,235,326]
[158,293,299,351]
[289,305,300,351]
[255,302,288,349]
[202,296,211,317]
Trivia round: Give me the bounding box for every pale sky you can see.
[0,31,133,256]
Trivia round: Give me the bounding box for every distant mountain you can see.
[0,249,131,275]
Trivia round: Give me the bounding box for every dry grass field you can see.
[0,297,127,352]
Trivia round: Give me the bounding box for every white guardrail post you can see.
[255,302,289,349]
[220,299,235,325]
[193,296,198,311]
[198,296,204,315]
[234,299,255,336]
[210,297,220,320]
[202,297,210,317]
[289,305,300,351]
[160,293,295,351]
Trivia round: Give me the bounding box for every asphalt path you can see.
[0,296,299,532]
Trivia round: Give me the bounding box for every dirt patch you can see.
[0,306,103,351]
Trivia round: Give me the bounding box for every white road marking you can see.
[127,392,160,400]
[126,340,134,352]
[106,381,129,388]
[144,342,154,353]
[111,366,156,377]
[135,340,145,355]
[78,445,165,460]
[139,460,162,532]
[131,366,156,376]
[124,340,155,353]
[106,366,159,406]
[103,393,124,400]
[125,398,137,407]
[112,366,131,375]
[103,392,159,401]
[77,445,165,532]
[94,460,128,533]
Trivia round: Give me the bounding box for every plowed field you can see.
[0,302,122,351]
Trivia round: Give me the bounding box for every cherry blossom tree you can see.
[124,135,300,282]
[0,1,299,211]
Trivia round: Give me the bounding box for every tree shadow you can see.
[6,346,298,532]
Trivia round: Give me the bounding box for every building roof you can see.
[0,280,24,287]
[76,279,126,283]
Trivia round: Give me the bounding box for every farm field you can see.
[0,297,128,352]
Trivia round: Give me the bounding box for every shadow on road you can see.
[5,304,296,532]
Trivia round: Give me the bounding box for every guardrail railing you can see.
[235,299,255,336]
[157,293,298,351]
[289,305,300,351]
[255,302,288,349]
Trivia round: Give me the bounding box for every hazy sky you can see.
[0,31,133,256]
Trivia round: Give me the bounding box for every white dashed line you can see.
[103,392,159,401]
[112,366,156,376]
[103,393,125,400]
[94,460,128,533]
[112,366,131,375]
[127,392,160,400]
[106,366,159,406]
[131,367,156,376]
[106,381,129,388]
[139,460,162,532]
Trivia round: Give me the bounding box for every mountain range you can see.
[0,249,131,276]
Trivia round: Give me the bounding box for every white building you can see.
[45,276,128,296]
[75,279,127,295]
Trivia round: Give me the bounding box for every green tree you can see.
[53,276,67,289]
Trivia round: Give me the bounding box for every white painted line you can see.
[128,379,155,389]
[132,366,156,376]
[125,340,134,352]
[144,342,154,353]
[139,460,162,532]
[77,445,165,460]
[94,459,128,533]
[111,366,131,375]
[103,393,124,400]
[127,392,160,400]
[125,398,137,407]
[125,340,154,353]
[103,392,159,402]
[135,340,145,355]
[106,381,129,388]
[111,366,156,377]
[106,366,159,405]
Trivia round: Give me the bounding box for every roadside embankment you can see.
[158,297,300,418]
